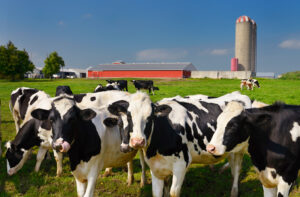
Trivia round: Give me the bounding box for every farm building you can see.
[88,62,197,78]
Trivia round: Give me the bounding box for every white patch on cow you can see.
[207,123,215,132]
[208,101,245,155]
[256,167,280,188]
[53,94,75,117]
[252,100,268,108]
[203,136,209,145]
[5,141,12,149]
[128,92,152,144]
[38,127,53,148]
[290,122,300,142]
[7,148,30,175]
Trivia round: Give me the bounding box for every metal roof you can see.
[89,62,197,71]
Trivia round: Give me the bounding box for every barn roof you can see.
[89,62,197,71]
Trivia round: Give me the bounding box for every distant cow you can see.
[107,80,128,91]
[131,80,159,95]
[207,101,300,197]
[108,91,252,197]
[94,83,120,92]
[31,93,146,196]
[240,79,260,90]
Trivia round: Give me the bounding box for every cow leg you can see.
[228,152,243,197]
[240,84,243,90]
[262,186,277,197]
[127,160,134,186]
[75,178,87,197]
[103,167,112,177]
[151,170,164,197]
[277,179,292,197]
[170,161,187,197]
[35,147,48,172]
[84,163,101,197]
[218,162,230,174]
[53,150,63,176]
[139,150,146,187]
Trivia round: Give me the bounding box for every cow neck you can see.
[67,119,101,171]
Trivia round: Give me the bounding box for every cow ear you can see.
[31,109,50,120]
[154,104,172,117]
[103,117,118,127]
[80,109,97,121]
[108,100,129,115]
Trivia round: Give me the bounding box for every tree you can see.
[0,41,35,80]
[43,51,65,78]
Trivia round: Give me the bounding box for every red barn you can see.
[88,62,197,78]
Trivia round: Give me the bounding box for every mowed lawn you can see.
[0,78,299,197]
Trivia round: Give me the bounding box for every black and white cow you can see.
[30,93,146,197]
[108,91,252,197]
[9,87,49,132]
[107,79,128,91]
[207,101,300,197]
[94,83,120,92]
[131,80,159,95]
[5,118,63,176]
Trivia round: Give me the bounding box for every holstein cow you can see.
[31,94,145,197]
[131,80,159,95]
[207,101,300,197]
[94,83,120,92]
[240,79,260,90]
[108,91,252,197]
[9,87,49,132]
[5,117,63,176]
[107,79,128,91]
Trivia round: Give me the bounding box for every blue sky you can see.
[1,0,300,74]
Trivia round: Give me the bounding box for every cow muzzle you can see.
[53,138,70,153]
[130,138,145,149]
[206,144,216,154]
[120,143,133,153]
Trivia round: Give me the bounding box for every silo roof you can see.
[236,16,256,24]
[89,62,197,71]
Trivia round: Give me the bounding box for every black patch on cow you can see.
[74,94,86,103]
[6,119,43,168]
[55,86,73,96]
[187,111,193,121]
[207,96,216,99]
[30,95,38,105]
[222,104,300,186]
[41,119,52,130]
[146,116,190,166]
[68,120,101,171]
[11,88,23,108]
[90,96,96,101]
[175,100,222,150]
[19,89,39,119]
[277,193,283,197]
[184,96,189,98]
[185,123,193,142]
[271,171,277,179]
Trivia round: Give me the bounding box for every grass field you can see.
[0,78,299,197]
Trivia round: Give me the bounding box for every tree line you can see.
[0,41,65,80]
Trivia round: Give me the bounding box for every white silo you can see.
[235,16,256,72]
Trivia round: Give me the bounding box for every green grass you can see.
[0,78,299,196]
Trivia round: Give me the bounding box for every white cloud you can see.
[83,14,92,19]
[58,21,64,26]
[210,49,229,55]
[279,39,300,49]
[136,48,188,61]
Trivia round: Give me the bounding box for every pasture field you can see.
[0,78,299,197]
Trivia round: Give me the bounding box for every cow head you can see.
[5,141,31,176]
[31,94,97,153]
[206,101,249,155]
[108,92,171,152]
[253,79,260,88]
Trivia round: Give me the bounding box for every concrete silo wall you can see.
[235,21,253,71]
[251,23,257,72]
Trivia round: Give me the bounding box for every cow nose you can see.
[206,144,216,154]
[130,138,145,148]
[120,143,132,153]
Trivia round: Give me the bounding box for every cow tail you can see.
[9,100,12,113]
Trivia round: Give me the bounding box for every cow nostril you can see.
[206,144,216,153]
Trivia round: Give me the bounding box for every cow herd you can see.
[3,82,300,197]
